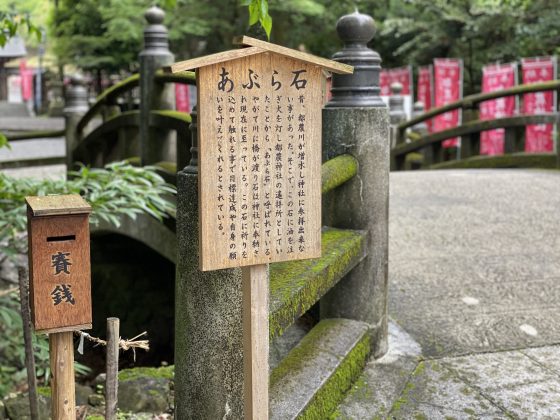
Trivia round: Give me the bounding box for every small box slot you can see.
[46,235,76,242]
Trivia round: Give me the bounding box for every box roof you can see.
[171,36,353,75]
[26,194,92,217]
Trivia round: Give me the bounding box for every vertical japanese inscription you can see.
[27,210,92,333]
[198,53,322,270]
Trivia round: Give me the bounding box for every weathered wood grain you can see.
[27,196,92,334]
[49,331,76,420]
[242,264,269,420]
[198,53,322,271]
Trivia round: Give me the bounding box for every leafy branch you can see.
[0,161,176,260]
[243,0,272,39]
[0,11,42,48]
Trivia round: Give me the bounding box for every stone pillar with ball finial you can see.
[321,10,390,359]
[139,5,175,165]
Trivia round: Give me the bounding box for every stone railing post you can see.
[63,75,89,170]
[175,105,244,417]
[389,82,407,147]
[139,6,175,165]
[321,11,390,358]
[411,101,428,136]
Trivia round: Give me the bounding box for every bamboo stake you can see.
[18,267,39,420]
[105,318,120,420]
[49,331,76,420]
[242,264,269,420]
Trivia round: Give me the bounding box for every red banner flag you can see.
[479,63,517,155]
[380,70,391,96]
[19,60,34,102]
[417,66,433,131]
[433,58,463,148]
[391,66,413,96]
[175,83,191,113]
[521,57,556,152]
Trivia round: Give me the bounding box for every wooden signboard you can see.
[172,36,352,271]
[172,37,352,420]
[26,194,92,333]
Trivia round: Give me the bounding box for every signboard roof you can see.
[171,36,353,75]
[26,195,92,217]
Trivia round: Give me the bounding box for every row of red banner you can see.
[380,57,557,153]
[175,57,557,154]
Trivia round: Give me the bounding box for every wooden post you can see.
[49,331,76,420]
[242,264,269,420]
[105,318,120,420]
[18,267,39,420]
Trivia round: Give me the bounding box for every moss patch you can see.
[37,386,51,397]
[302,332,370,419]
[321,155,358,194]
[152,109,192,124]
[270,319,371,420]
[390,362,424,415]
[118,365,174,382]
[429,152,556,170]
[269,228,367,339]
[153,161,177,174]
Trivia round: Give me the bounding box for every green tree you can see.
[0,0,43,47]
[50,0,141,76]
[378,0,560,94]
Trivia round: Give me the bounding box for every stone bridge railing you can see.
[390,80,560,171]
[67,6,197,182]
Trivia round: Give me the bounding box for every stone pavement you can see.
[337,169,560,419]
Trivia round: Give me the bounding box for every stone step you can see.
[269,227,368,339]
[270,318,372,420]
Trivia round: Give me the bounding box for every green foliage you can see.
[0,9,42,47]
[378,0,560,94]
[50,0,140,72]
[45,0,560,96]
[0,290,53,398]
[243,0,272,39]
[0,132,9,150]
[0,288,92,397]
[0,161,175,259]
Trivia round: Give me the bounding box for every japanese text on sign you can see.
[198,54,322,270]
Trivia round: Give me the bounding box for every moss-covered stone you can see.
[429,152,556,170]
[3,392,51,420]
[269,228,367,339]
[36,387,51,398]
[301,333,370,419]
[118,377,170,414]
[151,110,192,124]
[118,366,174,382]
[404,152,424,170]
[270,319,371,419]
[321,154,359,195]
[153,161,177,175]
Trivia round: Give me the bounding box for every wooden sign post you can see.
[172,36,352,419]
[26,194,92,420]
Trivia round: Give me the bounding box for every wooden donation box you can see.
[172,36,353,271]
[26,194,92,333]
